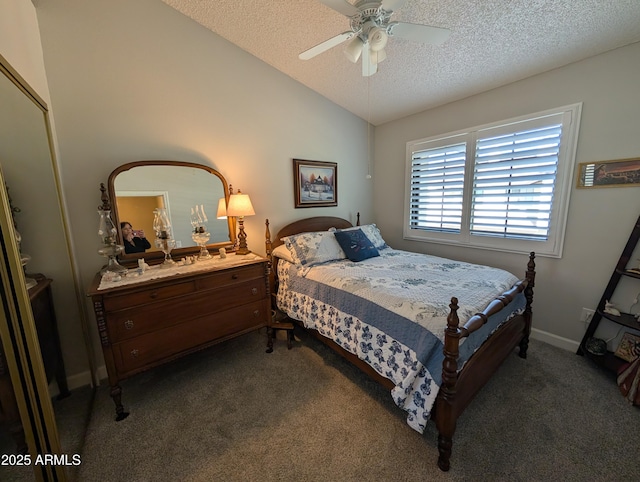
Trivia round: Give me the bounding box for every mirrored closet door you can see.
[0,54,94,482]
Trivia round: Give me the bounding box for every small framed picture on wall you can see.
[293,159,337,208]
[576,157,640,188]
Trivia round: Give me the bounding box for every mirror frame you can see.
[107,160,236,266]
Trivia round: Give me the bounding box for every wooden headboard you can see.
[266,215,357,250]
[264,214,360,299]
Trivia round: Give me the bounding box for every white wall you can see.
[34,0,372,372]
[375,41,640,351]
[0,0,49,101]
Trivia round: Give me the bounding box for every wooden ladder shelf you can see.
[577,213,640,372]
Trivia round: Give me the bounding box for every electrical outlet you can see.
[580,308,595,323]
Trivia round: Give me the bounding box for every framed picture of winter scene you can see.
[293,159,337,208]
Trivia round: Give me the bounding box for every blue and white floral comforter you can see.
[276,248,526,433]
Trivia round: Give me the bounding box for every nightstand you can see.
[266,308,294,353]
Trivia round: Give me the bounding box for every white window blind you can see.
[410,142,466,233]
[404,104,581,258]
[471,121,562,240]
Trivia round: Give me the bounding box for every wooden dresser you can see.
[87,256,270,420]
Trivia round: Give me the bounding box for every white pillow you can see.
[331,224,389,250]
[271,244,294,263]
[281,231,346,272]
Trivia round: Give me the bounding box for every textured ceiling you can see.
[161,0,640,125]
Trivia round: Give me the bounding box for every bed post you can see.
[519,252,536,359]
[265,219,272,258]
[265,219,276,308]
[436,297,461,472]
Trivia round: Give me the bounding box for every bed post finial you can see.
[265,219,276,307]
[447,297,460,330]
[356,212,360,226]
[265,219,272,257]
[526,252,536,287]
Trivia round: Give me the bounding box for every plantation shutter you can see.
[409,142,466,233]
[471,115,563,240]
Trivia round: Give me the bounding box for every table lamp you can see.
[226,190,255,255]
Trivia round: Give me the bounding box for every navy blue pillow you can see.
[333,228,379,262]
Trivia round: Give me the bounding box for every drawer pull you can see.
[130,349,139,358]
[253,310,260,318]
[251,288,258,296]
[149,291,158,299]
[232,274,239,280]
[124,320,134,330]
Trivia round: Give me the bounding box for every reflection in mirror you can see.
[108,161,236,265]
[1,56,93,481]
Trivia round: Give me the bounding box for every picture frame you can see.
[576,157,640,188]
[614,332,640,362]
[293,159,337,208]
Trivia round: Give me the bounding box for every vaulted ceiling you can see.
[161,0,640,125]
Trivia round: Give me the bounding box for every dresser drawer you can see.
[103,280,196,312]
[113,299,268,373]
[195,264,264,291]
[108,278,267,342]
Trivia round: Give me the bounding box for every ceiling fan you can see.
[299,0,451,76]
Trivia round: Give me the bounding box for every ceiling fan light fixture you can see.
[368,27,388,52]
[344,36,364,63]
[301,0,452,77]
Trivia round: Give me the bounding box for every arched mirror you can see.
[107,160,236,265]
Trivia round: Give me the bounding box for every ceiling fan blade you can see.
[361,45,378,77]
[388,22,451,45]
[371,48,387,64]
[299,31,356,60]
[318,0,359,17]
[381,0,409,12]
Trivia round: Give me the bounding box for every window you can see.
[404,104,582,257]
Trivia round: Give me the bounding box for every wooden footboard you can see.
[436,252,535,471]
[265,217,535,472]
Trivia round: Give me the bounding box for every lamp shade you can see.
[344,36,363,63]
[216,198,227,219]
[226,192,255,217]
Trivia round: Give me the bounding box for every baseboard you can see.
[530,328,580,352]
[47,370,90,398]
[47,366,107,398]
[96,365,108,383]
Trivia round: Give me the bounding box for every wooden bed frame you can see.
[264,216,535,471]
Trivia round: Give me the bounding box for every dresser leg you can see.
[110,385,129,421]
[266,327,274,353]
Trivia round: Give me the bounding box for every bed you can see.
[264,215,535,471]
